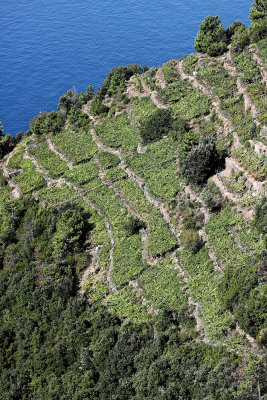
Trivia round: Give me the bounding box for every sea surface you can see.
[1,0,251,135]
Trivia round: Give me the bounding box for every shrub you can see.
[169,117,190,142]
[249,0,267,42]
[98,64,149,99]
[30,111,64,136]
[140,108,173,144]
[57,87,79,118]
[249,17,267,42]
[254,197,267,234]
[249,0,267,23]
[180,229,203,254]
[226,21,246,43]
[182,137,221,185]
[123,216,145,236]
[194,15,227,56]
[231,27,250,54]
[0,122,15,160]
[90,96,109,116]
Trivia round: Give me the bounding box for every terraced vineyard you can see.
[1,24,266,398]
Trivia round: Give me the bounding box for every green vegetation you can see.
[205,206,266,339]
[0,121,16,160]
[249,0,267,42]
[161,59,179,83]
[1,5,267,398]
[182,137,221,184]
[117,178,177,256]
[28,142,68,177]
[253,196,267,234]
[128,96,157,126]
[13,159,46,193]
[127,139,180,199]
[63,160,99,185]
[94,112,139,153]
[232,48,267,119]
[52,130,98,164]
[98,64,148,99]
[30,110,64,135]
[139,108,173,144]
[197,59,237,99]
[194,15,227,56]
[233,145,267,181]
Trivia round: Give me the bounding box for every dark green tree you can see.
[249,0,267,42]
[0,122,15,160]
[98,64,148,99]
[194,15,227,56]
[30,111,64,136]
[253,196,267,234]
[226,21,246,43]
[250,0,267,22]
[230,26,250,54]
[140,108,173,144]
[182,137,221,184]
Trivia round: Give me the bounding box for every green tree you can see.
[253,196,267,234]
[250,0,267,22]
[194,15,227,56]
[182,137,221,184]
[231,26,250,54]
[0,122,15,160]
[226,21,246,43]
[249,0,267,42]
[30,111,64,136]
[140,108,173,144]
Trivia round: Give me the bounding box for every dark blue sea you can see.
[0,0,251,135]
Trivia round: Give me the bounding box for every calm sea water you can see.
[1,0,251,135]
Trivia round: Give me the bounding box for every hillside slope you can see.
[0,18,266,400]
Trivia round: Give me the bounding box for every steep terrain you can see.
[0,11,266,400]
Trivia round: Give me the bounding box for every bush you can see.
[194,15,227,56]
[140,108,173,144]
[182,137,221,185]
[168,117,190,142]
[98,64,149,99]
[0,122,15,160]
[90,96,110,116]
[57,87,79,118]
[249,0,267,42]
[254,197,267,234]
[226,21,246,43]
[249,17,267,42]
[180,229,203,254]
[30,111,64,136]
[123,216,145,236]
[231,27,250,54]
[249,0,267,23]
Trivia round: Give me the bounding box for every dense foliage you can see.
[0,122,16,160]
[249,0,267,42]
[98,64,148,99]
[1,4,266,398]
[182,137,222,184]
[194,15,227,56]
[139,108,173,144]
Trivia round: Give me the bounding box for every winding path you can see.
[141,78,169,109]
[89,128,179,238]
[47,138,74,169]
[222,51,259,123]
[24,140,117,293]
